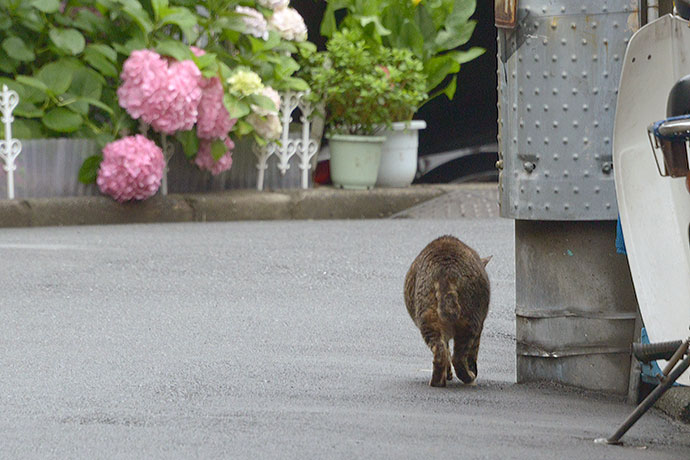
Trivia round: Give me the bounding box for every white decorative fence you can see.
[253,91,320,191]
[0,85,21,199]
[0,86,321,199]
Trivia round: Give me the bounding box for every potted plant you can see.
[308,28,426,189]
[320,0,485,187]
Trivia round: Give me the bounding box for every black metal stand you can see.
[595,338,690,445]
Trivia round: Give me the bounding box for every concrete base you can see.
[655,386,690,424]
[515,220,639,395]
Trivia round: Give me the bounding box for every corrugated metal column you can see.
[497,0,641,394]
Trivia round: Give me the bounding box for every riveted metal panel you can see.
[497,0,639,219]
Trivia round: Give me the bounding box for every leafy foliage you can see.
[320,0,485,107]
[305,28,426,135]
[0,0,312,141]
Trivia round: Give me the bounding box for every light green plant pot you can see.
[327,133,386,190]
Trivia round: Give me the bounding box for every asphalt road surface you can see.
[1,219,689,459]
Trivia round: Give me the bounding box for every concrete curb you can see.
[655,386,690,424]
[0,185,453,228]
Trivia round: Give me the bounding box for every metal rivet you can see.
[561,6,566,13]
[561,38,567,45]
[553,121,559,128]
[512,103,517,111]
[602,162,612,174]
[614,54,620,61]
[571,23,577,29]
[527,137,532,144]
[573,154,579,161]
[593,54,598,62]
[543,71,549,79]
[543,38,549,46]
[573,120,579,128]
[573,186,579,194]
[603,71,609,78]
[564,204,570,210]
[534,88,540,95]
[562,71,568,79]
[542,6,547,13]
[571,54,577,62]
[563,104,569,111]
[582,39,587,45]
[572,88,578,95]
[592,21,598,29]
[536,186,541,193]
[512,71,517,79]
[552,88,559,95]
[583,137,589,144]
[563,137,568,144]
[604,104,610,111]
[604,137,611,144]
[593,87,599,95]
[585,203,590,209]
[584,170,589,177]
[606,203,612,209]
[544,170,550,178]
[594,120,599,128]
[564,170,569,178]
[552,55,558,62]
[526,104,532,111]
[544,137,549,144]
[534,54,540,62]
[554,187,559,194]
[523,162,535,173]
[583,104,589,111]
[553,154,558,161]
[545,204,550,211]
[526,71,531,78]
[536,121,541,128]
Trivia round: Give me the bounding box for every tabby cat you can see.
[404,235,491,387]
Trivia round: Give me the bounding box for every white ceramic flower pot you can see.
[376,120,426,188]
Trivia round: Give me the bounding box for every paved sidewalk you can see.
[0,183,499,228]
[393,182,499,219]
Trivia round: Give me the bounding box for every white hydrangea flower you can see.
[251,86,281,117]
[257,0,290,10]
[269,7,308,42]
[248,113,283,140]
[235,6,269,40]
[227,69,264,97]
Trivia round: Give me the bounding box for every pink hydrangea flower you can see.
[97,135,165,202]
[197,76,238,139]
[195,137,235,175]
[117,50,203,135]
[269,7,307,41]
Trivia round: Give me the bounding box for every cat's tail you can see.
[436,278,461,324]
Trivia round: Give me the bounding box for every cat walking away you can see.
[404,235,491,387]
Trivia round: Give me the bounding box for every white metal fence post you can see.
[0,84,21,200]
[253,91,320,191]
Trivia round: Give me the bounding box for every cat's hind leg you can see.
[418,311,450,387]
[452,332,477,384]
